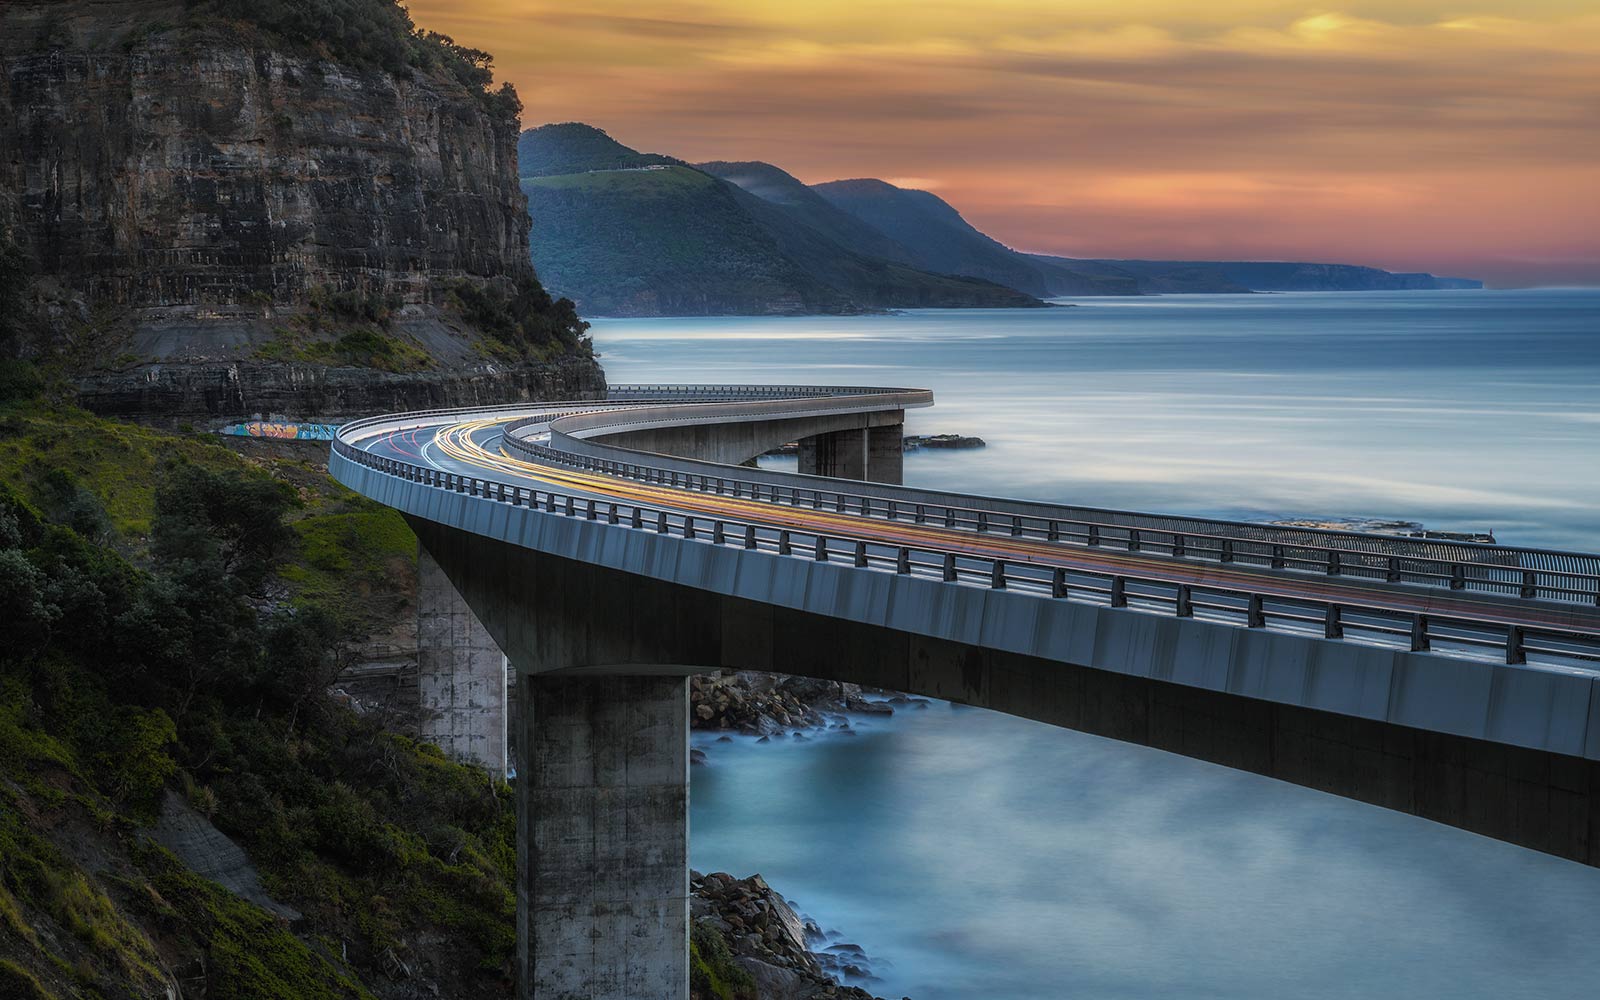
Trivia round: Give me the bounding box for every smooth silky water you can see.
[590,290,1600,999]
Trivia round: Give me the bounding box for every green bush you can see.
[185,0,518,112]
[445,275,590,356]
[690,922,755,1000]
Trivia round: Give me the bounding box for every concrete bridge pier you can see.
[516,671,689,999]
[797,423,903,483]
[417,545,509,779]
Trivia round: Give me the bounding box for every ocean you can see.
[589,289,1600,999]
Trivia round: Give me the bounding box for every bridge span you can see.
[330,384,1600,1000]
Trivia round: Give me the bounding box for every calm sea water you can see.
[590,290,1600,999]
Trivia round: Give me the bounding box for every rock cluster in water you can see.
[690,671,897,737]
[692,871,896,1000]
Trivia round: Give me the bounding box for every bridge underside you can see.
[589,409,905,483]
[412,517,1600,998]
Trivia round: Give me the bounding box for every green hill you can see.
[812,179,1137,296]
[519,122,681,177]
[520,127,1042,316]
[697,160,918,266]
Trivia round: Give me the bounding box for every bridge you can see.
[330,384,1600,1000]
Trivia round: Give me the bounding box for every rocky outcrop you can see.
[692,872,890,1000]
[0,1,603,422]
[151,790,301,922]
[76,350,603,426]
[691,671,895,737]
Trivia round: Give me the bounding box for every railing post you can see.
[657,511,668,534]
[744,525,757,550]
[1449,563,1465,590]
[1047,521,1059,543]
[942,552,957,582]
[1410,614,1430,652]
[1171,534,1185,559]
[1246,593,1265,628]
[713,521,726,545]
[1088,525,1100,547]
[1324,604,1343,639]
[1506,626,1527,665]
[1327,550,1341,576]
[1175,584,1193,617]
[1110,577,1127,608]
[1051,566,1067,598]
[976,512,988,533]
[1520,570,1537,600]
[1127,529,1140,553]
[684,518,696,541]
[896,548,910,574]
[586,499,597,520]
[778,530,792,555]
[944,508,956,529]
[1011,516,1023,537]
[632,507,643,529]
[1271,544,1285,569]
[1220,539,1234,564]
[815,536,828,562]
[545,492,556,512]
[887,501,897,521]
[854,540,868,567]
[1387,556,1402,583]
[608,503,619,524]
[564,496,575,517]
[915,504,926,524]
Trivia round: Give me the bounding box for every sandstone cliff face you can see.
[0,1,604,424]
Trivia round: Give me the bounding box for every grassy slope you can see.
[0,402,415,627]
[0,397,519,1000]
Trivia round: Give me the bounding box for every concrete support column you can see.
[517,672,689,1000]
[417,544,509,778]
[866,423,904,484]
[796,427,867,479]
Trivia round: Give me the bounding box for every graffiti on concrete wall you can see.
[219,422,340,441]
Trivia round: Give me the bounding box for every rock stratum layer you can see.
[0,1,603,424]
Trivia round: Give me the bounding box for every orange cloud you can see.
[407,2,1600,285]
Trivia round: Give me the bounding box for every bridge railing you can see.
[330,437,1600,669]
[501,425,1600,609]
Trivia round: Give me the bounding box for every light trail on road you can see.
[358,413,1600,653]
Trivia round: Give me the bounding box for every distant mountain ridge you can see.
[809,178,1136,296]
[520,125,1044,316]
[519,123,1481,316]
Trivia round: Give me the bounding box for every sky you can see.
[408,1,1600,286]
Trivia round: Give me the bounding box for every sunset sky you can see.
[409,1,1600,286]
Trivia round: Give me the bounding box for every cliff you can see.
[0,0,604,425]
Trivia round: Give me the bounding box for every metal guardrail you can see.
[331,433,1600,669]
[499,416,1600,609]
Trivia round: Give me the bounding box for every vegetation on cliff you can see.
[181,0,519,115]
[0,383,520,998]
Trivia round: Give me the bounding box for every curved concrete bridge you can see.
[331,385,1600,1000]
